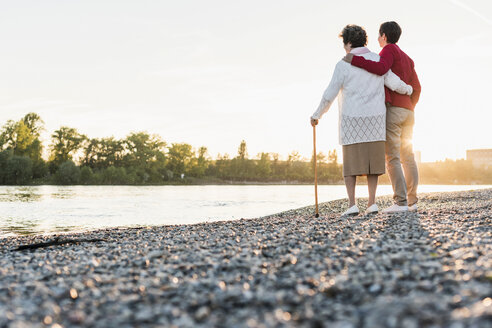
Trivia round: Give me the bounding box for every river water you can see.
[0,184,490,236]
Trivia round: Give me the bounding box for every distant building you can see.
[415,150,422,164]
[466,149,492,168]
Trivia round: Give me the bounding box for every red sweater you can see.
[351,44,421,111]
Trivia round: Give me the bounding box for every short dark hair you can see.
[379,21,402,44]
[339,25,367,48]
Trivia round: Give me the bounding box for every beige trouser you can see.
[386,106,419,206]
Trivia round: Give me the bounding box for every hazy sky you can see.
[1,0,491,162]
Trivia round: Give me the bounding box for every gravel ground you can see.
[0,189,491,328]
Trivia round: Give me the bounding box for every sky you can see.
[0,0,491,162]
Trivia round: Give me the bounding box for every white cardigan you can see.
[311,47,412,146]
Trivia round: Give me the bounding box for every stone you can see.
[0,189,490,327]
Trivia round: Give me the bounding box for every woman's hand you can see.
[342,53,354,63]
[311,118,319,126]
[406,85,413,96]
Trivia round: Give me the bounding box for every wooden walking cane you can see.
[313,124,319,218]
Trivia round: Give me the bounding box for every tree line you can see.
[0,113,341,185]
[1,113,490,185]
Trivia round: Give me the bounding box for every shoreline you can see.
[1,187,491,239]
[1,189,491,327]
[7,181,492,186]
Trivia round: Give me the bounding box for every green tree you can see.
[311,151,326,171]
[22,113,44,137]
[0,120,33,156]
[80,166,95,185]
[256,152,271,178]
[102,166,129,184]
[0,149,13,183]
[0,113,44,160]
[49,127,86,169]
[288,151,301,162]
[311,149,342,183]
[123,132,166,168]
[32,159,49,180]
[5,156,33,185]
[212,153,232,179]
[167,143,194,177]
[83,137,124,169]
[22,114,46,178]
[327,149,338,164]
[286,151,308,181]
[270,153,281,177]
[82,138,99,168]
[189,146,209,177]
[324,149,342,182]
[237,140,248,160]
[55,160,81,185]
[233,140,254,179]
[0,114,44,184]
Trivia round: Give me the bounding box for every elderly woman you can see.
[311,24,412,216]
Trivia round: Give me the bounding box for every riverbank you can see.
[1,189,491,327]
[17,179,492,186]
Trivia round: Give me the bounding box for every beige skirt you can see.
[342,141,385,177]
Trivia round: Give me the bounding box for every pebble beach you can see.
[1,189,491,328]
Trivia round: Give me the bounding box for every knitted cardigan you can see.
[311,47,412,146]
